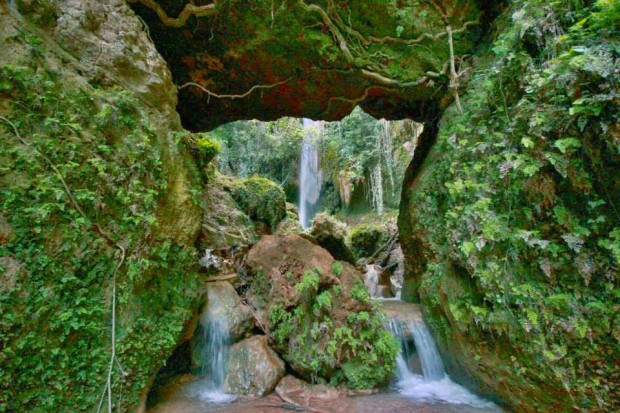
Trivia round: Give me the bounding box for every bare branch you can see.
[128,0,216,28]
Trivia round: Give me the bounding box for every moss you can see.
[349,224,389,260]
[228,176,286,230]
[0,62,203,411]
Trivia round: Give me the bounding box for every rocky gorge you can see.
[0,1,618,412]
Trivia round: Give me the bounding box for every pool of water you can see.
[148,378,502,413]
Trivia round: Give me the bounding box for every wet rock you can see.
[203,282,255,342]
[310,213,355,264]
[275,375,341,405]
[377,300,423,340]
[225,336,285,396]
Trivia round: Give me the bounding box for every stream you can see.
[149,299,501,413]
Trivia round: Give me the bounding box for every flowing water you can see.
[298,118,323,229]
[150,301,501,413]
[188,289,236,404]
[387,316,500,410]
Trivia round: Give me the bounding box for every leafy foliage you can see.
[268,268,397,389]
[0,63,202,411]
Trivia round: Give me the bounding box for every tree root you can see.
[128,0,216,28]
[178,77,293,103]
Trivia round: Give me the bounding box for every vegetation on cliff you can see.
[401,0,619,410]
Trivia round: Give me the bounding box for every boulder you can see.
[202,282,255,342]
[246,234,341,308]
[227,176,286,230]
[199,176,258,251]
[349,223,390,261]
[225,336,285,396]
[275,376,341,406]
[245,234,397,388]
[309,213,355,264]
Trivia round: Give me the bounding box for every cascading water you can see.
[298,118,323,229]
[387,315,500,410]
[190,289,235,404]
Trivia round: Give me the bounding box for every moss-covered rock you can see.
[349,224,389,261]
[0,3,205,411]
[245,234,398,389]
[310,213,355,264]
[399,1,620,411]
[227,176,286,230]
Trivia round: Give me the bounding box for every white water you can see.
[388,317,500,410]
[190,289,236,404]
[298,118,323,229]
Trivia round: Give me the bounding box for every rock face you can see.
[0,2,205,411]
[310,213,355,264]
[398,2,620,411]
[225,336,285,397]
[129,0,488,130]
[245,234,398,389]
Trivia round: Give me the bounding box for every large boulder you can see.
[309,213,355,264]
[224,336,285,396]
[199,175,259,251]
[245,234,398,389]
[227,176,286,230]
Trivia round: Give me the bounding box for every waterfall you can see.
[387,315,499,409]
[410,322,446,380]
[370,163,384,215]
[298,118,323,229]
[191,289,235,403]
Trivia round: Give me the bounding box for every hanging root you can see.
[178,77,293,103]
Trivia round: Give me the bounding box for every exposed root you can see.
[128,0,216,28]
[178,77,293,103]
